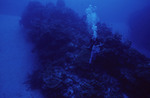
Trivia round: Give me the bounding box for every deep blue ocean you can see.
[0,0,150,98]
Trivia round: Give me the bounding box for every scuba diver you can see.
[86,5,100,64]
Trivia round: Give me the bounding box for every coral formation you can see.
[21,1,150,98]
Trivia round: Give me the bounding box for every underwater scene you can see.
[0,0,150,98]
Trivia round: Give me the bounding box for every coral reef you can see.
[21,1,150,98]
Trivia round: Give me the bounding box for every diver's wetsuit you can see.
[89,38,98,64]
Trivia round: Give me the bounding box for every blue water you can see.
[0,0,150,97]
[0,15,43,98]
